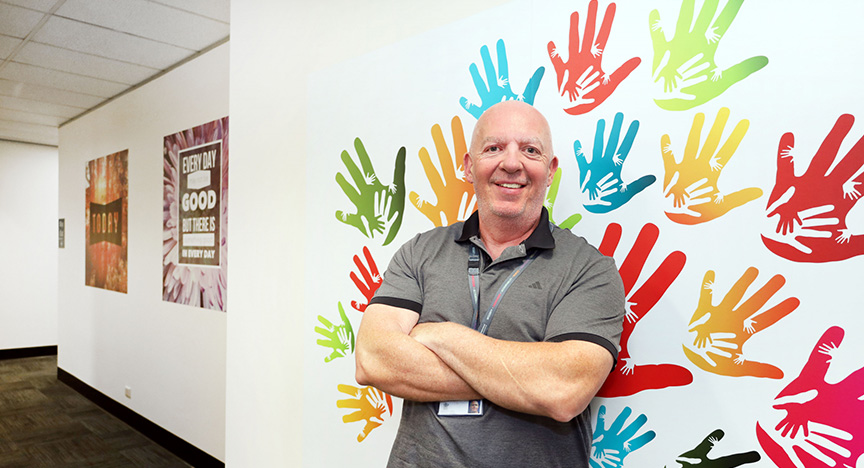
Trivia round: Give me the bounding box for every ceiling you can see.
[0,0,230,147]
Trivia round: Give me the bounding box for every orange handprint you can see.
[682,267,799,379]
[409,116,476,227]
[336,384,394,443]
[349,246,381,313]
[661,107,762,224]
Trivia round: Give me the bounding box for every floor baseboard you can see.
[57,367,224,468]
[0,345,57,360]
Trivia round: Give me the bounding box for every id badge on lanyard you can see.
[437,244,539,418]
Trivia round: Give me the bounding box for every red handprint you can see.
[682,268,799,379]
[596,223,692,397]
[547,0,640,115]
[349,246,381,313]
[762,114,864,262]
[756,326,864,468]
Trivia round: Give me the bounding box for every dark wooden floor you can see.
[0,355,190,467]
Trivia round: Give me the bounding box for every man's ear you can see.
[463,152,474,183]
[547,156,559,187]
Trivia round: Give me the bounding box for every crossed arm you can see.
[355,303,613,423]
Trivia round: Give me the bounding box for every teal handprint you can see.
[575,112,656,213]
[650,0,768,111]
[459,38,545,119]
[544,168,582,229]
[591,405,656,468]
[315,302,355,363]
[335,138,406,246]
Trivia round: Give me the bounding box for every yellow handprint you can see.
[336,384,393,442]
[409,116,476,227]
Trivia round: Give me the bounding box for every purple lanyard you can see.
[468,244,540,335]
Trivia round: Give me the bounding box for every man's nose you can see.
[499,145,523,171]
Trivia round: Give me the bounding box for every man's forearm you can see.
[354,305,481,402]
[411,321,613,422]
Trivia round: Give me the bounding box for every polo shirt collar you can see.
[456,207,555,250]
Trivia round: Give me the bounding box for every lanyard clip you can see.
[468,246,480,276]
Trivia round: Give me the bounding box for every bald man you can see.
[355,101,625,467]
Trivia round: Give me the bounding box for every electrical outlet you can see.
[125,386,132,399]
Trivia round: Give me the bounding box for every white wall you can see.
[226,1,511,466]
[57,44,228,461]
[0,140,57,350]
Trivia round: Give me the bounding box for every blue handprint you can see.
[459,38,545,119]
[591,405,656,468]
[576,112,656,214]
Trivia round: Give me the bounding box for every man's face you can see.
[464,102,558,225]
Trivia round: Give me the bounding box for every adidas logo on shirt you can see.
[528,281,542,290]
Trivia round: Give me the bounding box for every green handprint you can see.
[650,0,768,111]
[544,168,582,229]
[315,302,355,363]
[335,138,406,246]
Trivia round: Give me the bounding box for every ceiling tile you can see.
[151,0,229,23]
[0,107,66,126]
[0,119,58,146]
[0,61,128,98]
[0,79,102,109]
[57,0,229,50]
[0,35,22,59]
[0,0,62,13]
[0,94,83,119]
[32,15,193,69]
[16,41,158,85]
[0,3,46,38]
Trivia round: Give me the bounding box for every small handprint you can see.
[650,0,768,110]
[756,326,864,468]
[459,39,545,119]
[662,107,762,224]
[590,405,656,468]
[575,113,656,213]
[682,267,799,379]
[349,246,382,313]
[761,114,864,262]
[597,223,691,398]
[314,303,355,362]
[547,0,640,115]
[336,384,394,443]
[409,117,476,227]
[545,168,583,229]
[671,429,760,467]
[335,138,406,246]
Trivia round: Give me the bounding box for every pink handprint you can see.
[756,326,864,468]
[547,0,640,115]
[596,223,692,397]
[762,114,864,262]
[349,246,381,313]
[336,384,394,443]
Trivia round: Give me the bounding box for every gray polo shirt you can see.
[370,208,625,468]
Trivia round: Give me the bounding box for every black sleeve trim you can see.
[368,296,423,314]
[547,332,619,371]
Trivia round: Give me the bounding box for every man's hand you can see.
[314,302,355,362]
[682,267,799,378]
[575,113,656,213]
[409,117,476,227]
[349,246,382,313]
[597,223,691,397]
[335,138,406,246]
[545,168,583,229]
[662,107,762,224]
[762,114,864,262]
[756,326,864,468]
[460,39,545,119]
[650,0,768,110]
[336,384,394,442]
[547,0,640,115]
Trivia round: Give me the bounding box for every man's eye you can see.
[523,147,541,157]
